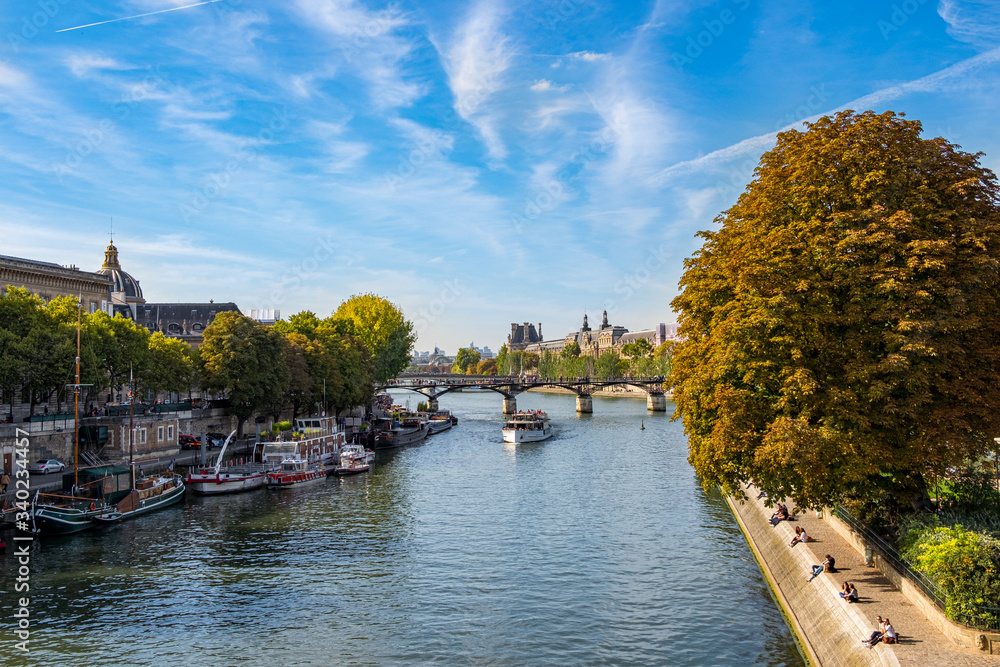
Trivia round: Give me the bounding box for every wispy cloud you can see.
[938,0,1000,50]
[437,1,513,160]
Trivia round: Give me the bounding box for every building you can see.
[468,342,495,359]
[0,253,112,314]
[96,241,145,318]
[510,312,679,358]
[134,302,241,348]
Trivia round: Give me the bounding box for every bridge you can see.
[381,374,670,414]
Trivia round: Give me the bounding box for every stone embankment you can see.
[729,491,1000,667]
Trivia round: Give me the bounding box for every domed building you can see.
[96,241,146,318]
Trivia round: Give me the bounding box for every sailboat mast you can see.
[129,366,134,468]
[74,299,81,490]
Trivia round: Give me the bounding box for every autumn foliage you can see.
[670,110,1000,510]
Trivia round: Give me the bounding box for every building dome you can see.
[97,242,144,302]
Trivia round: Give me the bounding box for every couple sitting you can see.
[789,526,811,546]
[839,582,858,603]
[863,616,897,647]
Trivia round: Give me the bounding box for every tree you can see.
[333,294,415,384]
[595,351,624,379]
[476,358,498,375]
[453,347,481,374]
[142,332,194,397]
[561,341,581,359]
[282,333,314,419]
[495,344,510,375]
[83,311,150,397]
[199,311,290,436]
[538,349,559,378]
[670,110,1000,513]
[522,352,539,373]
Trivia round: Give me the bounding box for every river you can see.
[3,390,804,666]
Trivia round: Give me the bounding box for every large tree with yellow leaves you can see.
[671,110,1000,512]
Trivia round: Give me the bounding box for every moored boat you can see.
[375,415,428,449]
[502,410,553,443]
[92,471,186,524]
[264,442,325,488]
[186,431,272,495]
[425,410,455,435]
[334,443,375,475]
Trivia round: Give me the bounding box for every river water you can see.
[4,390,803,666]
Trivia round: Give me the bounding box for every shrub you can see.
[901,524,1000,624]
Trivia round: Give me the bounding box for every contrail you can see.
[56,0,223,33]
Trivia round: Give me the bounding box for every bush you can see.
[417,401,428,412]
[276,420,292,432]
[901,523,1000,624]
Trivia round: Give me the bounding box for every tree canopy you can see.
[334,294,415,384]
[670,110,1000,512]
[453,347,481,374]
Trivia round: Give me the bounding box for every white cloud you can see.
[436,1,513,160]
[571,51,610,62]
[938,0,1000,50]
[530,79,570,92]
[67,55,130,77]
[0,62,28,88]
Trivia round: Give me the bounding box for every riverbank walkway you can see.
[733,489,1000,666]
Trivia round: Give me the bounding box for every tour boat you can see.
[502,411,553,443]
[186,431,272,495]
[425,410,455,435]
[264,443,325,488]
[334,443,375,476]
[92,471,186,524]
[375,415,428,449]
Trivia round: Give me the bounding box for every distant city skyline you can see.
[1,1,998,352]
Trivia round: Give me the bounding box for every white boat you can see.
[334,442,375,475]
[186,431,272,495]
[502,411,553,443]
[293,416,347,469]
[264,442,325,488]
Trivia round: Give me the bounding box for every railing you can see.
[834,506,1000,631]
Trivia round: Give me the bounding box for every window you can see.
[167,425,174,440]
[157,426,164,442]
[139,428,147,444]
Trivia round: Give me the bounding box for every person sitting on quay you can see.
[882,619,897,644]
[770,503,789,526]
[789,526,810,547]
[808,555,836,581]
[862,616,885,647]
[839,582,858,603]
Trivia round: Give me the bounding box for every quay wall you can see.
[826,512,1000,653]
[727,496,900,667]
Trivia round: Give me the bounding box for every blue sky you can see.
[2,0,999,354]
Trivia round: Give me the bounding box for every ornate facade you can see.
[511,312,677,358]
[0,253,112,313]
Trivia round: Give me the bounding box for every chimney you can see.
[538,323,542,340]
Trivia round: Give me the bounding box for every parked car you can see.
[205,432,229,448]
[178,434,202,449]
[28,459,65,474]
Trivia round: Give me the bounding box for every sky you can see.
[1,0,999,354]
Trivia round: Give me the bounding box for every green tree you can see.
[282,333,314,419]
[453,347,482,374]
[670,110,1000,512]
[273,310,321,338]
[495,344,510,375]
[141,332,194,396]
[538,349,559,378]
[199,311,290,436]
[561,341,581,359]
[594,351,624,379]
[333,294,415,384]
[83,311,150,397]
